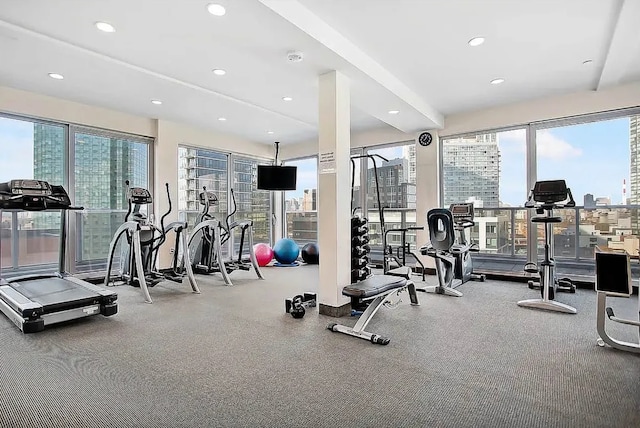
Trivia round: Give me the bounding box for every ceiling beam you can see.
[257,0,444,130]
[597,0,640,90]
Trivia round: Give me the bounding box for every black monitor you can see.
[257,165,297,191]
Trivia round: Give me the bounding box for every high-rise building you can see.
[442,134,500,207]
[402,144,416,185]
[584,193,595,208]
[629,116,640,233]
[302,189,317,211]
[366,158,415,209]
[33,125,148,264]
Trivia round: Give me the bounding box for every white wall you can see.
[441,81,640,137]
[0,86,156,137]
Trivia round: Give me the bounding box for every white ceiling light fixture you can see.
[388,110,400,115]
[218,117,227,121]
[282,96,293,101]
[468,37,485,47]
[95,22,116,33]
[287,50,304,63]
[267,131,275,135]
[48,73,64,80]
[490,78,505,85]
[207,4,226,16]
[151,99,162,105]
[582,59,593,65]
[212,69,226,76]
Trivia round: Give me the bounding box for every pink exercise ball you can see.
[254,243,274,267]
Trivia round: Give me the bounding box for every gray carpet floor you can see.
[0,265,638,428]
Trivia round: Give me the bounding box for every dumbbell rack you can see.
[351,215,371,283]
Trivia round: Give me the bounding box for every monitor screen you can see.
[257,165,297,191]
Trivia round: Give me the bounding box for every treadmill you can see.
[0,179,117,333]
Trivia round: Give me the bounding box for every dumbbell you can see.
[285,292,317,319]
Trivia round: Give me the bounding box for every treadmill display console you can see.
[10,179,52,195]
[0,179,72,210]
[532,180,568,203]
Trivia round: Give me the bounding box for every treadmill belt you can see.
[11,278,98,307]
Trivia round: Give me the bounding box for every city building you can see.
[584,193,595,208]
[302,188,317,211]
[442,134,500,208]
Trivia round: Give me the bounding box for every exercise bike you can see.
[418,203,485,297]
[104,181,200,303]
[518,179,576,314]
[186,187,264,285]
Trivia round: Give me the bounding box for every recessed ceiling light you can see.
[212,69,226,76]
[388,110,400,115]
[468,37,485,47]
[282,96,293,101]
[582,59,593,65]
[95,22,115,33]
[490,78,505,85]
[151,99,162,105]
[267,131,274,135]
[218,117,227,121]
[207,4,226,16]
[48,73,64,80]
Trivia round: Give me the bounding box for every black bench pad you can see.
[342,275,407,298]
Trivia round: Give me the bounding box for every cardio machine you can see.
[187,187,263,285]
[418,203,485,297]
[0,179,117,333]
[103,181,199,303]
[518,179,576,314]
[594,247,640,353]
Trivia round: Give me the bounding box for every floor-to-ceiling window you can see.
[177,147,228,229]
[283,157,318,246]
[0,116,67,275]
[534,113,640,262]
[442,128,527,256]
[232,156,271,246]
[364,142,417,263]
[72,127,152,272]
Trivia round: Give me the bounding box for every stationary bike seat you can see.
[531,216,562,223]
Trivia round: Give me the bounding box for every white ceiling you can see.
[0,0,639,145]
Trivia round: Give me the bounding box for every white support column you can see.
[318,71,351,316]
[415,131,441,271]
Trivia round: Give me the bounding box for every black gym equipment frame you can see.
[0,179,117,333]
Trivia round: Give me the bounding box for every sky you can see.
[0,115,633,207]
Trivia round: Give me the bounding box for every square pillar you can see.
[317,71,351,316]
[415,131,440,271]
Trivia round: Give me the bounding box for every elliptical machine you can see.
[103,181,200,303]
[418,203,485,297]
[186,187,263,285]
[518,179,576,314]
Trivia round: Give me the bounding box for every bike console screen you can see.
[129,187,153,205]
[532,180,568,204]
[449,203,474,221]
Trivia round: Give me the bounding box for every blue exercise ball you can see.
[273,238,300,264]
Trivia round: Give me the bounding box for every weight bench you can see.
[327,272,419,345]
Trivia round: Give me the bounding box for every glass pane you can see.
[0,117,66,275]
[232,157,270,250]
[365,143,417,264]
[471,208,514,255]
[284,157,317,246]
[536,115,640,263]
[74,131,149,272]
[443,130,526,208]
[177,147,228,230]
